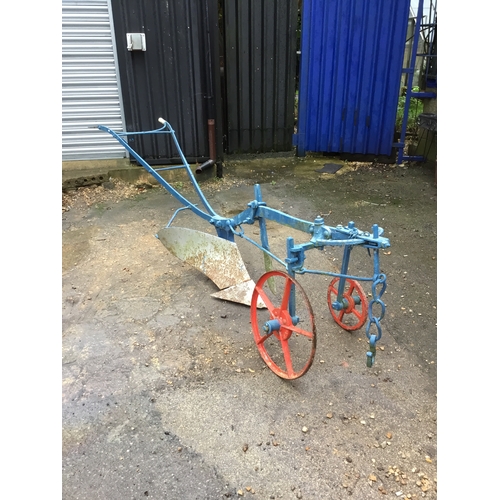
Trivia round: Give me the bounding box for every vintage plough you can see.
[98,118,390,379]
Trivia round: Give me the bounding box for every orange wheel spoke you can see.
[255,285,276,312]
[286,324,314,339]
[281,339,294,377]
[352,308,362,320]
[256,331,274,345]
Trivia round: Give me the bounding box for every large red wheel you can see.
[251,271,316,380]
[327,277,368,331]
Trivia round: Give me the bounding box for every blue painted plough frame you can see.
[99,119,391,367]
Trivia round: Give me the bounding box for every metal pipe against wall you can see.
[196,119,217,174]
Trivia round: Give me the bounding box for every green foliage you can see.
[396,86,424,134]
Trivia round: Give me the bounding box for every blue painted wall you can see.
[296,0,411,156]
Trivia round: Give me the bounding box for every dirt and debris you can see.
[62,178,158,212]
[61,173,255,214]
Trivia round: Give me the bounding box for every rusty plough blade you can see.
[157,227,264,307]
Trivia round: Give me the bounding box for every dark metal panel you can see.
[223,0,298,154]
[110,0,221,163]
[297,0,410,156]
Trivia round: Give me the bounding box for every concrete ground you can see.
[62,154,437,499]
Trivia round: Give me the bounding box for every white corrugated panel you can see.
[62,0,126,160]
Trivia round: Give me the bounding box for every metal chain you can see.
[365,273,387,367]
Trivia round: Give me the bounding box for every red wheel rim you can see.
[251,271,316,380]
[327,278,368,331]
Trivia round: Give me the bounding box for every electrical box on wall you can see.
[126,33,146,51]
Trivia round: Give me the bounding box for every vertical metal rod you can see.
[208,119,216,160]
[286,237,297,317]
[337,245,353,300]
[255,184,270,250]
[373,248,380,277]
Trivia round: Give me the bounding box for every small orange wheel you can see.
[251,271,316,380]
[327,277,368,331]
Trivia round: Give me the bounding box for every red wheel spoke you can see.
[255,285,276,312]
[280,338,294,377]
[256,331,274,345]
[286,324,314,339]
[352,308,362,320]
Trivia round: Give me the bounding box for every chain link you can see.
[365,273,387,367]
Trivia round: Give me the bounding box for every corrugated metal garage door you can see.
[62,0,125,160]
[296,0,410,157]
